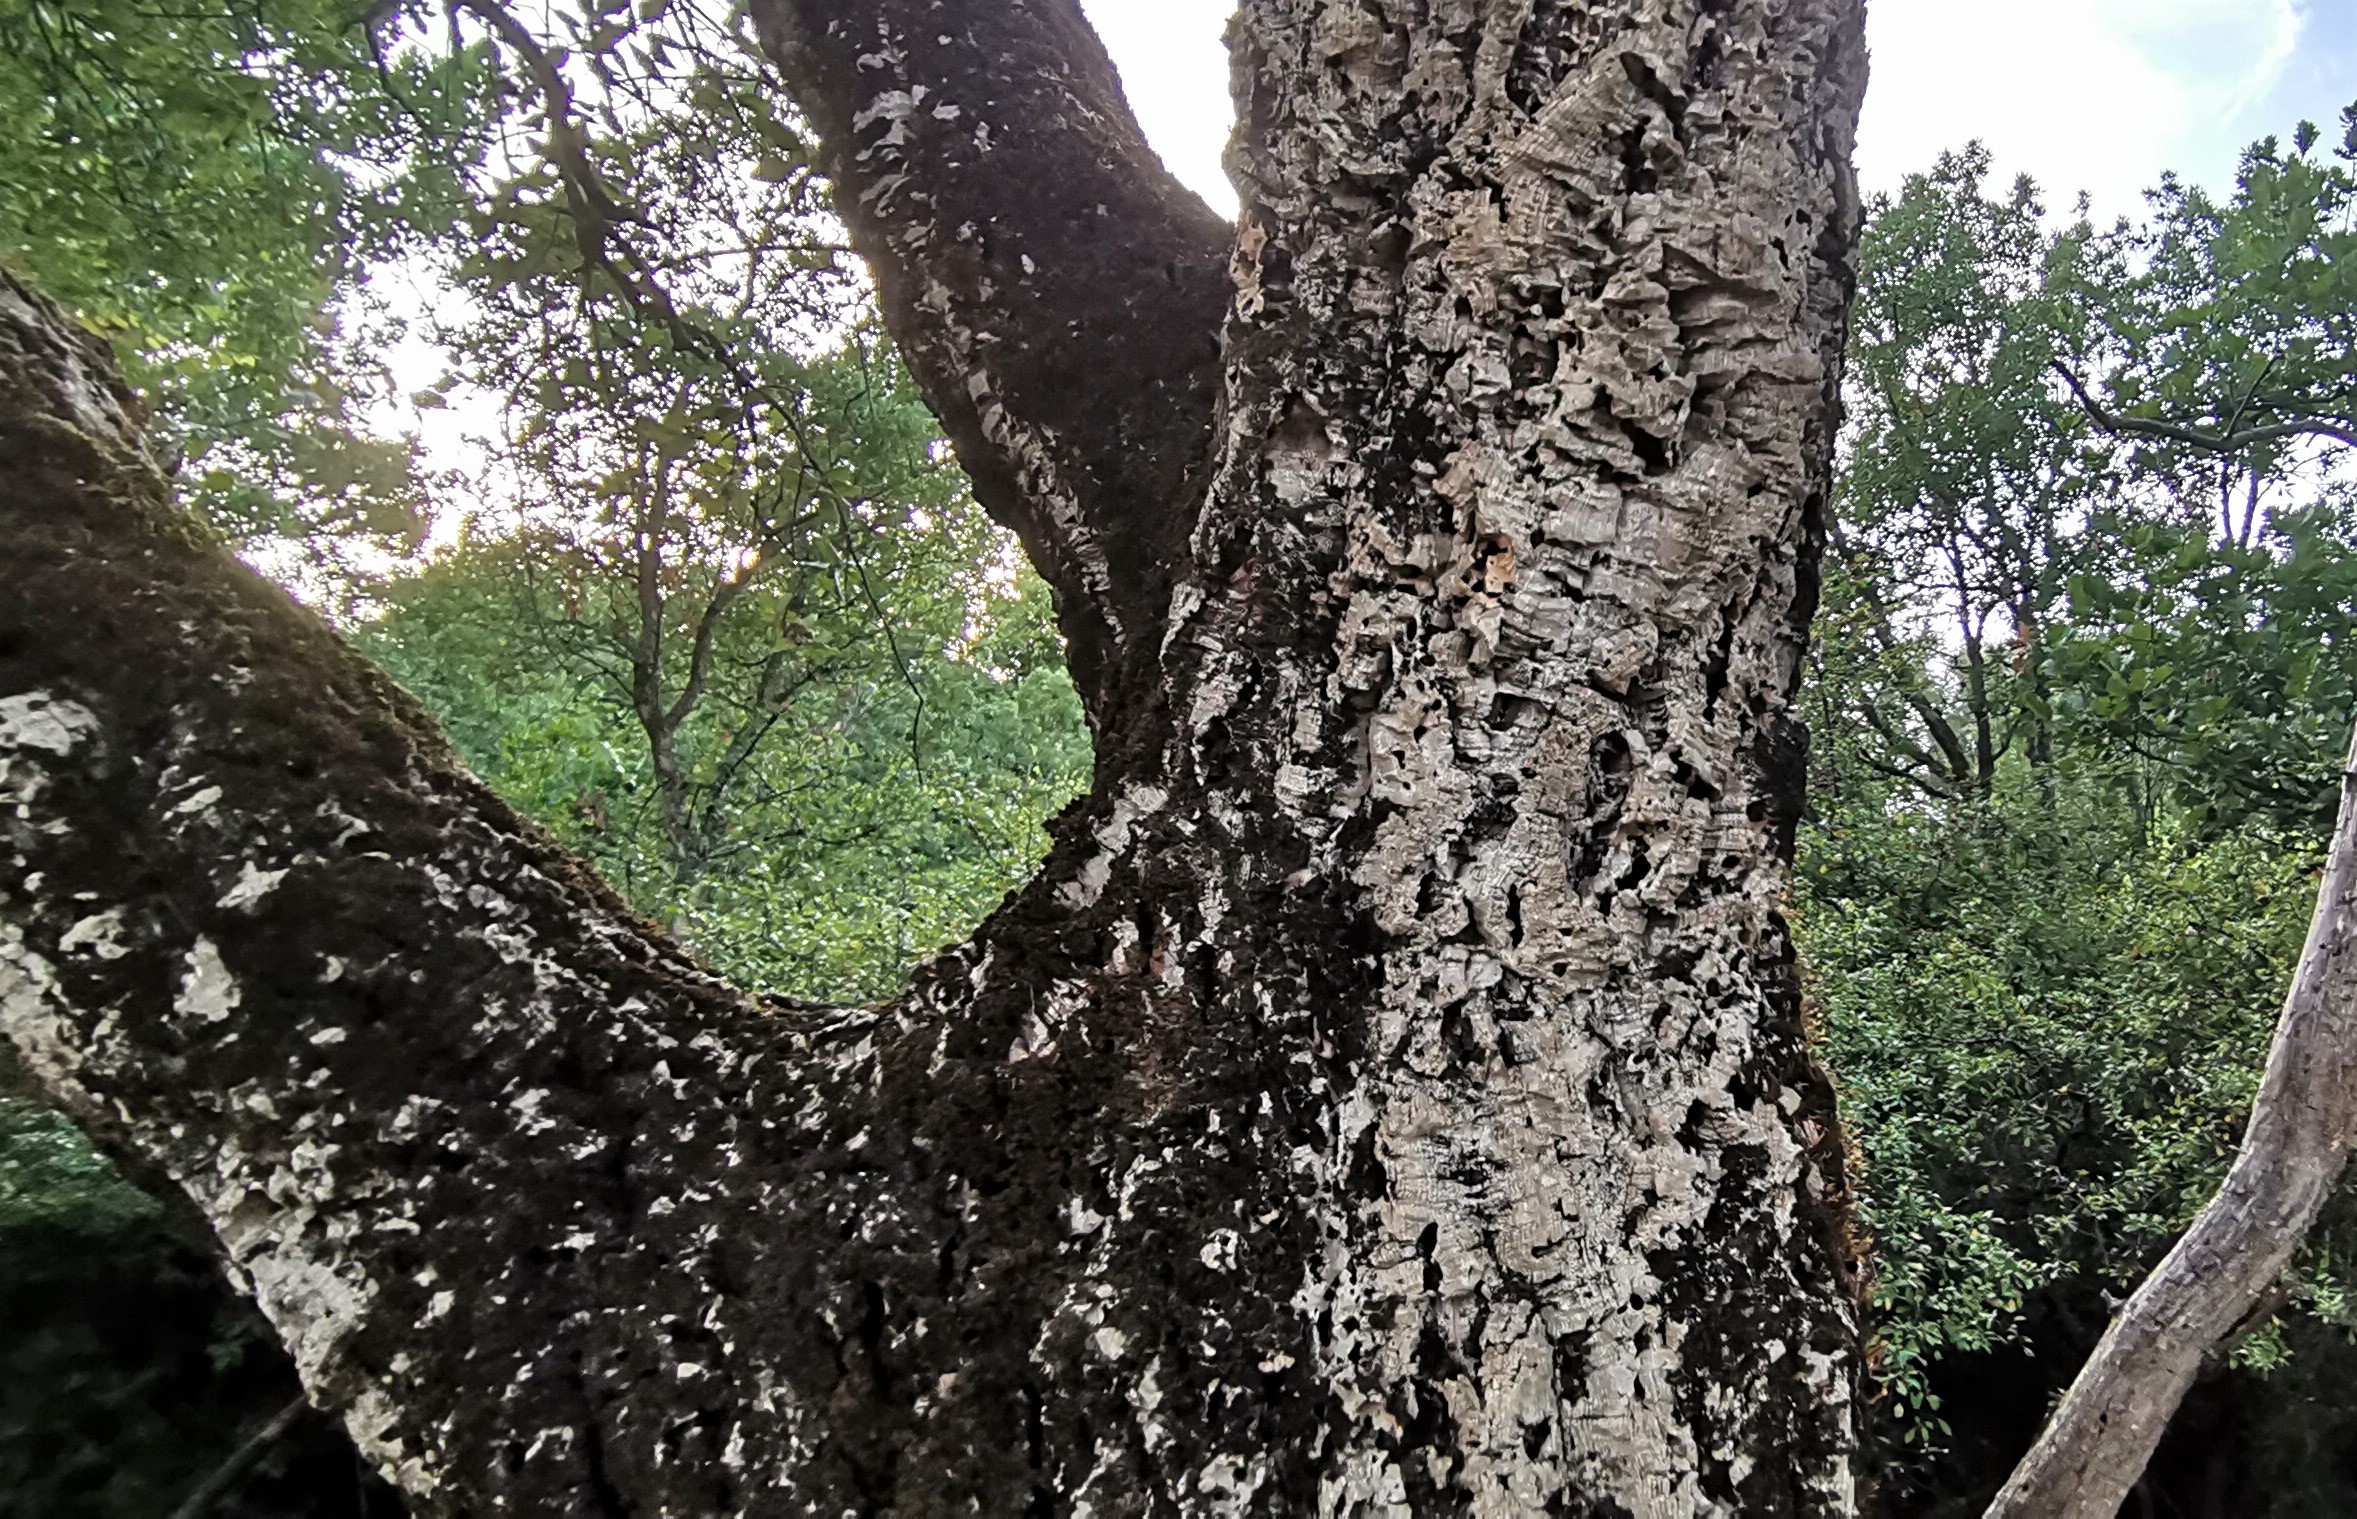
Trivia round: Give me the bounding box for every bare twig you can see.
[168,1396,308,1519]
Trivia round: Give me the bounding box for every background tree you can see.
[0,0,488,569]
[1822,149,2123,806]
[1804,114,2357,1516]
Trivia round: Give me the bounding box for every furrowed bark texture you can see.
[1173,1,1871,1508]
[1,0,1871,1511]
[1986,723,2357,1519]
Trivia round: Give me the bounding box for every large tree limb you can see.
[0,271,943,1507]
[751,0,1235,737]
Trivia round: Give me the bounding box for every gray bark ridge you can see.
[1184,1,1870,1508]
[0,0,1874,1510]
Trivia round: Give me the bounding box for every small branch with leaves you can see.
[2051,360,2357,453]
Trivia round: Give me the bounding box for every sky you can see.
[1079,0,2357,221]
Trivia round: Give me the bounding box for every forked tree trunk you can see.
[0,0,1869,1512]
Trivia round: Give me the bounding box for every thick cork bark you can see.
[1,0,1870,1511]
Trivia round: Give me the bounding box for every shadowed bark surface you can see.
[1,0,1872,1511]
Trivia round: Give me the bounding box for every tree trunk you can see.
[0,0,1870,1511]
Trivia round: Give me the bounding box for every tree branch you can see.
[1831,524,1977,786]
[0,271,917,1507]
[1852,698,1959,796]
[167,1396,308,1519]
[628,453,671,738]
[447,0,650,302]
[2051,360,2357,454]
[750,0,1235,737]
[663,555,761,734]
[1985,722,2357,1517]
[696,646,814,844]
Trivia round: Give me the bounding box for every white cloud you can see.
[1858,0,2303,216]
